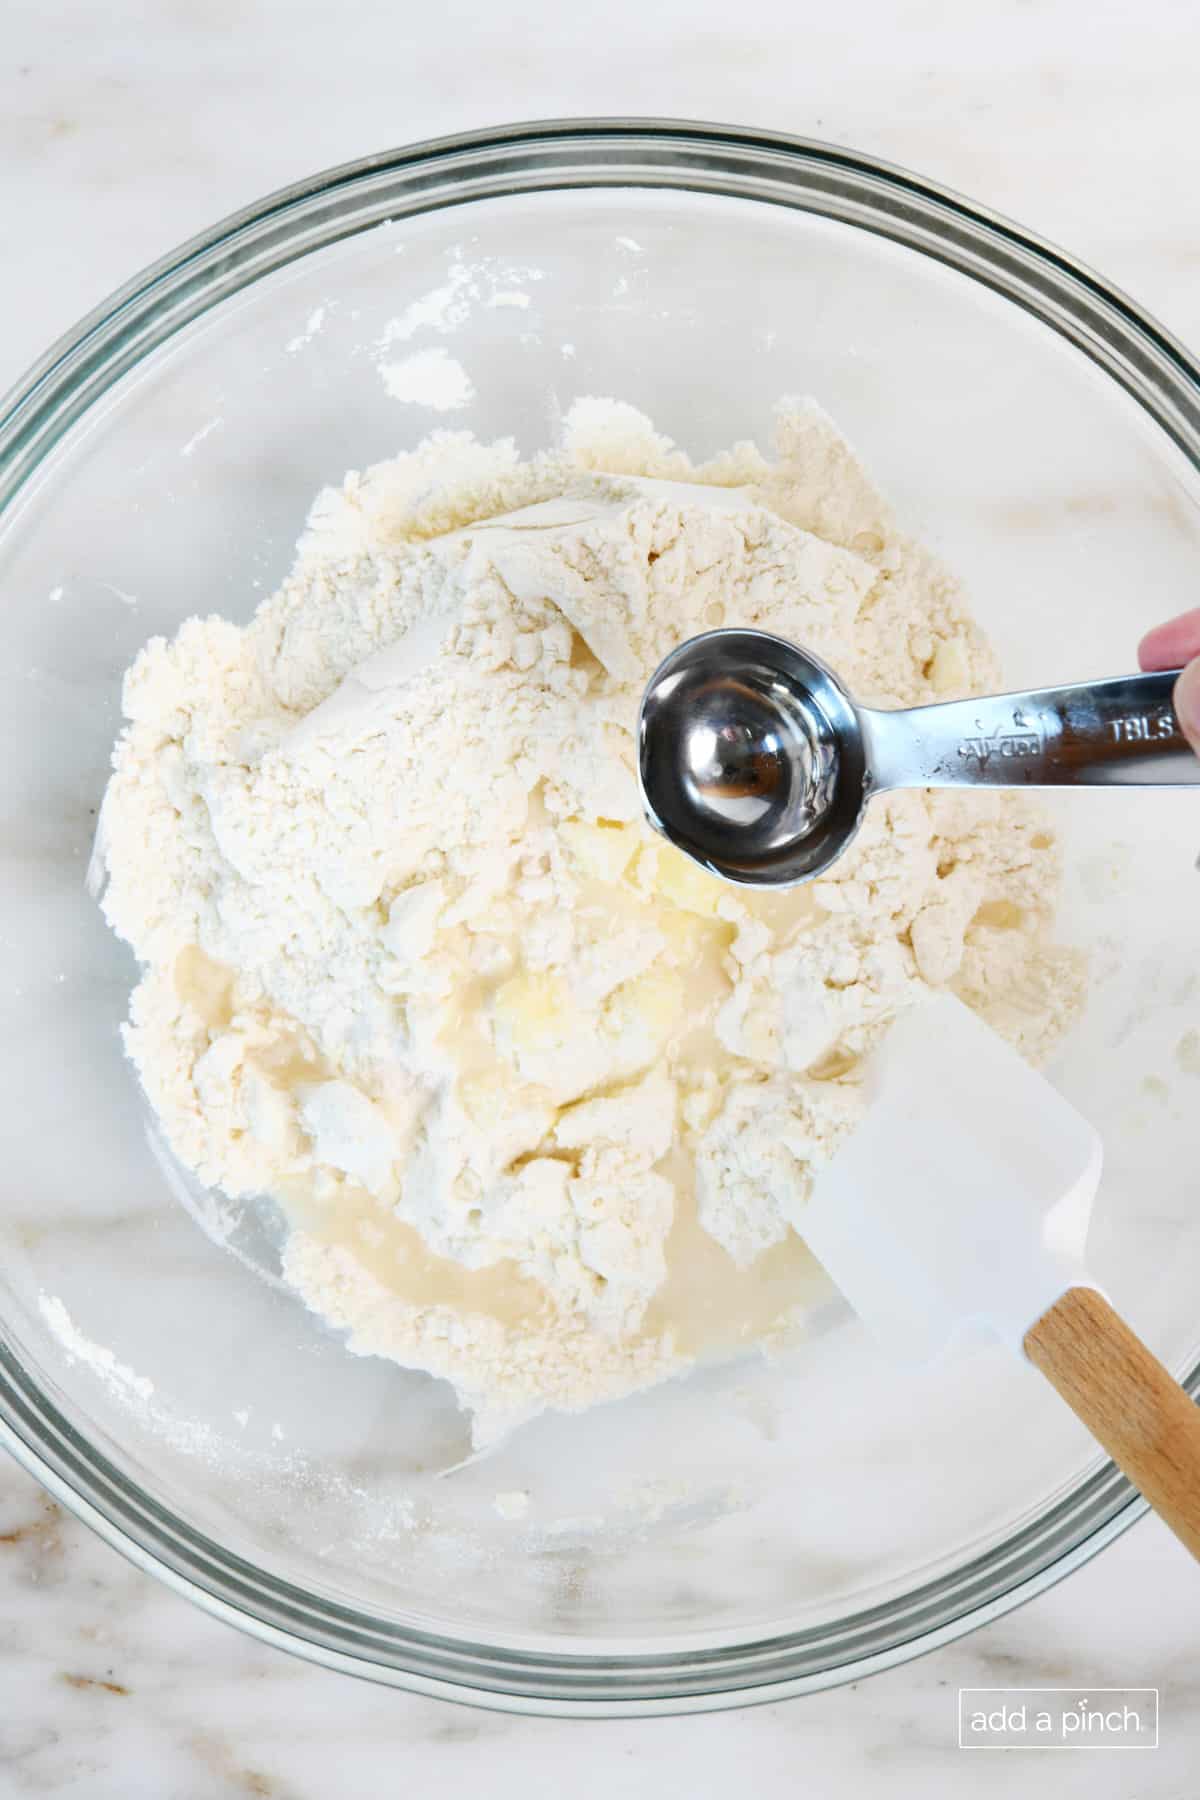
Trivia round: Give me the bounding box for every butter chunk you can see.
[561,819,639,885]
[639,841,722,917]
[493,972,572,1052]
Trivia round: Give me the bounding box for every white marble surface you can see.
[3,0,1200,1791]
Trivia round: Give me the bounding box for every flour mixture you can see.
[97,399,1085,1438]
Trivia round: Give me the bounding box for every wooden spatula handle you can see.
[1024,1285,1200,1562]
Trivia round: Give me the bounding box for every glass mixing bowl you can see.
[3,121,1200,1715]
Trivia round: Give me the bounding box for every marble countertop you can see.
[3,0,1199,1791]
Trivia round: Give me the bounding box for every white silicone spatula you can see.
[801,994,1200,1561]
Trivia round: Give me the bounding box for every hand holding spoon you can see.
[638,629,1199,887]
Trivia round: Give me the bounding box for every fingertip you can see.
[1173,658,1200,754]
[1138,607,1200,672]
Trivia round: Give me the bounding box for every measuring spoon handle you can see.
[862,668,1200,792]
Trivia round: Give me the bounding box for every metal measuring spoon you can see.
[638,629,1200,888]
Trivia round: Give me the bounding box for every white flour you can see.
[96,399,1085,1439]
[380,346,475,411]
[37,1293,155,1405]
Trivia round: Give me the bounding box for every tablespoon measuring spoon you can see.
[638,628,1200,888]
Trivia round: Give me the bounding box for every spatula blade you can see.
[800,994,1102,1362]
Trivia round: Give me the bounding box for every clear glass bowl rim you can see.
[1,117,1196,1716]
